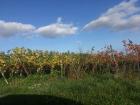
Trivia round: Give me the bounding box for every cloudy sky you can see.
[0,0,140,52]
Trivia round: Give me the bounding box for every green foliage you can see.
[0,74,140,105]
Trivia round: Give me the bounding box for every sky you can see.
[0,0,140,52]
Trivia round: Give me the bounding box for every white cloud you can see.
[0,18,78,38]
[0,20,35,37]
[36,17,78,38]
[83,0,140,32]
[57,17,62,23]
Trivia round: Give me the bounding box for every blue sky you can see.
[0,0,140,52]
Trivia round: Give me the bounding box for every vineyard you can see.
[0,40,140,105]
[1,0,140,104]
[0,40,140,83]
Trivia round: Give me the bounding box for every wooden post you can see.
[0,70,8,84]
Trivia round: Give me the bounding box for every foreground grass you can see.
[0,74,140,105]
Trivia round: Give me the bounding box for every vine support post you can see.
[0,70,8,84]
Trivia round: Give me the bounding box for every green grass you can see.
[0,73,140,105]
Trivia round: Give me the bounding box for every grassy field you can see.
[0,73,140,105]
